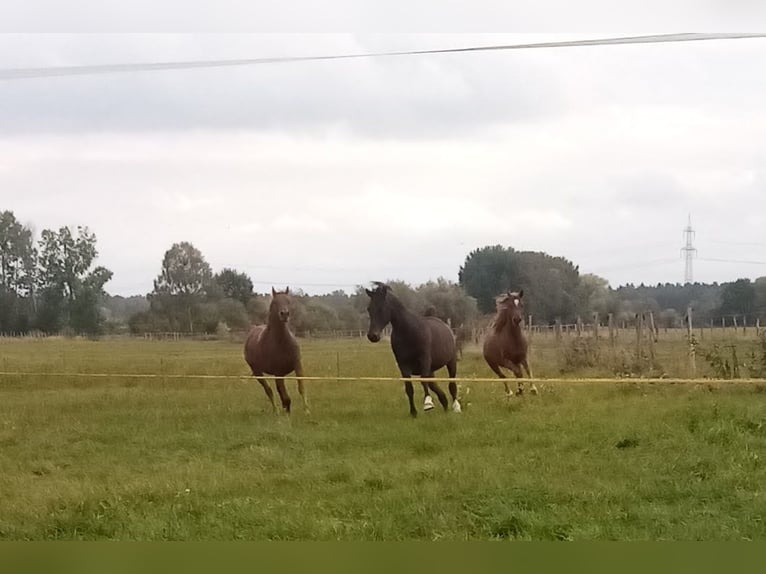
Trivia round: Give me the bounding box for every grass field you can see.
[0,335,765,540]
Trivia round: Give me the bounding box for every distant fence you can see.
[1,315,763,342]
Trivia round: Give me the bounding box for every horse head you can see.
[496,289,524,326]
[270,286,291,323]
[365,282,391,343]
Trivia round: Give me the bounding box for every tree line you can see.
[127,242,479,336]
[3,210,765,336]
[0,211,112,334]
[458,245,766,327]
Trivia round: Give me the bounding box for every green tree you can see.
[149,242,213,332]
[459,245,520,314]
[213,268,254,304]
[417,277,478,327]
[459,245,580,321]
[0,211,37,332]
[0,210,37,295]
[719,278,756,319]
[35,225,111,334]
[754,277,766,321]
[215,298,250,330]
[576,273,611,317]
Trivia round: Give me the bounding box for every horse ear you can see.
[285,286,290,295]
[518,289,524,299]
[365,288,374,297]
[271,286,277,296]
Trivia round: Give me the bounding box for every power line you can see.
[702,239,766,247]
[699,257,766,265]
[588,258,679,273]
[2,33,765,81]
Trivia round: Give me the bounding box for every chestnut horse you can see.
[365,282,460,417]
[483,290,537,397]
[244,287,308,414]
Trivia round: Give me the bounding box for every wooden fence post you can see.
[687,305,696,377]
[648,311,657,342]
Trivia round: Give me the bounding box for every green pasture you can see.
[0,334,764,540]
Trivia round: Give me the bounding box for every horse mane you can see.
[491,308,510,333]
[424,306,437,317]
[491,292,522,333]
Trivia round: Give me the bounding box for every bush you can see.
[561,337,601,370]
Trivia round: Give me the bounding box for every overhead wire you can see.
[1,33,765,81]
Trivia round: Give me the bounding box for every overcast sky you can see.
[2,32,766,296]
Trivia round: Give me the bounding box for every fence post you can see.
[608,313,615,347]
[635,314,643,360]
[576,316,583,338]
[687,305,696,377]
[648,311,657,342]
[592,313,599,340]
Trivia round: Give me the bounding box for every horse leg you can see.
[508,363,524,395]
[521,358,538,395]
[295,362,310,413]
[488,362,512,396]
[421,357,448,412]
[254,374,277,413]
[447,358,460,412]
[405,380,417,418]
[275,378,291,413]
[426,379,449,411]
[400,366,417,417]
[421,381,434,411]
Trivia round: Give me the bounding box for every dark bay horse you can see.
[244,287,308,414]
[483,290,538,397]
[365,282,460,417]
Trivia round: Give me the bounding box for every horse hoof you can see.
[452,400,462,413]
[423,396,435,411]
[530,385,539,395]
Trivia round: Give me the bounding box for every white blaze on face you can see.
[513,298,520,307]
